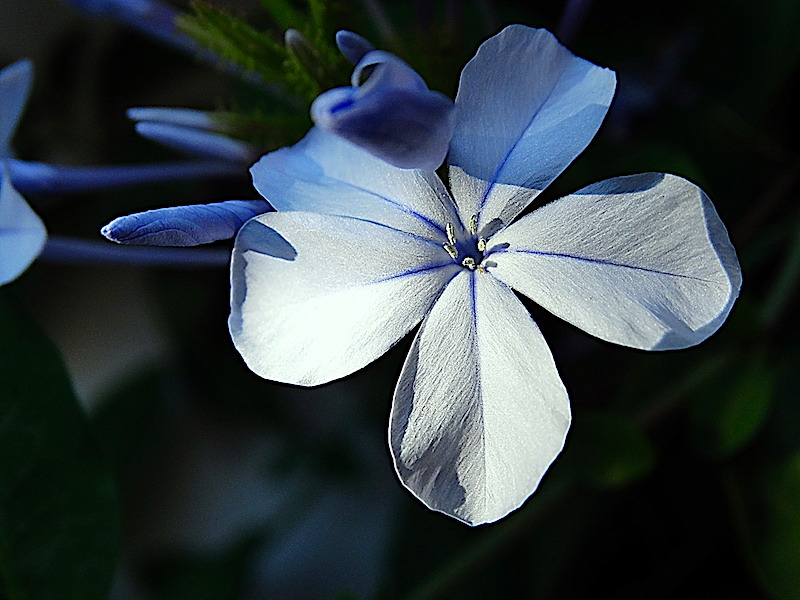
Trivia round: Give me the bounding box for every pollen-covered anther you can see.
[446,222,457,246]
[477,237,486,252]
[444,243,459,259]
[462,257,476,270]
[468,214,478,236]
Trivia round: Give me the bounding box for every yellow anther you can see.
[446,223,457,246]
[462,257,476,270]
[444,243,459,259]
[477,237,486,252]
[469,215,478,236]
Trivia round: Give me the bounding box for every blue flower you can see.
[234,26,742,525]
[0,166,46,286]
[310,31,455,171]
[1,60,45,285]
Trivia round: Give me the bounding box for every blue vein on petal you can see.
[372,261,456,284]
[343,215,445,248]
[492,249,720,283]
[320,176,448,237]
[476,68,565,215]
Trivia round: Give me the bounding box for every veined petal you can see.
[0,167,46,285]
[311,51,454,171]
[448,25,616,231]
[250,127,459,241]
[101,199,270,246]
[390,271,570,526]
[229,211,458,386]
[489,173,742,351]
[0,59,34,156]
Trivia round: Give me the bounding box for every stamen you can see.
[446,222,457,246]
[444,243,459,259]
[469,214,478,235]
[477,237,486,252]
[462,257,476,270]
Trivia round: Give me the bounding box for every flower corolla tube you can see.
[232,25,742,525]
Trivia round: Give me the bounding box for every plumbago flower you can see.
[230,25,741,525]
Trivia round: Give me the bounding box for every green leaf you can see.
[691,353,775,458]
[0,294,119,600]
[729,453,800,600]
[178,2,287,83]
[564,412,656,490]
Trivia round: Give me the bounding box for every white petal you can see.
[448,25,615,231]
[0,168,46,285]
[390,271,570,526]
[0,59,34,156]
[489,173,742,350]
[250,127,459,242]
[229,211,458,386]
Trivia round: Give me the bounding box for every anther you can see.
[444,243,459,259]
[477,237,486,252]
[462,257,476,270]
[468,215,478,236]
[446,223,456,246]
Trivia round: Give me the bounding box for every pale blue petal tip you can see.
[0,58,34,154]
[0,169,46,285]
[335,30,375,64]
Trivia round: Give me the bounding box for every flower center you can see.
[442,215,487,271]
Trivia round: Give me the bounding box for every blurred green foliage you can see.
[0,296,119,600]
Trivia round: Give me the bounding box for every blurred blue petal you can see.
[0,166,46,285]
[134,121,259,165]
[335,30,375,64]
[126,107,220,131]
[102,199,271,246]
[0,59,33,157]
[311,50,454,170]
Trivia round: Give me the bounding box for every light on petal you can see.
[391,271,570,526]
[489,173,742,350]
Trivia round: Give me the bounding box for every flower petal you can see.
[0,167,46,285]
[488,173,742,350]
[0,59,34,156]
[311,50,455,170]
[448,25,616,231]
[229,211,459,386]
[101,199,270,246]
[250,127,459,241]
[390,271,570,526]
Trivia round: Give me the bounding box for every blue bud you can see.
[335,30,375,64]
[311,50,454,170]
[102,199,271,246]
